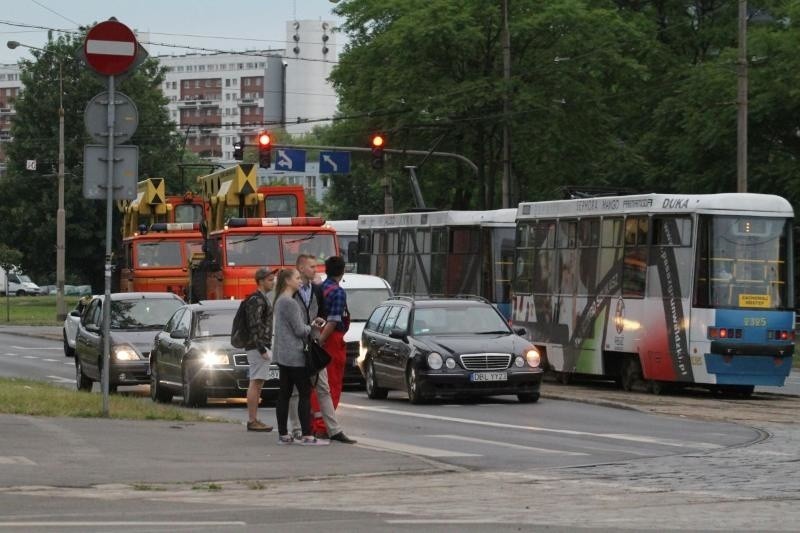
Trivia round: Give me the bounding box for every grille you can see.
[233,354,248,366]
[345,341,359,358]
[459,353,511,371]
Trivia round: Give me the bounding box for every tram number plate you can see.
[267,368,280,381]
[470,372,508,382]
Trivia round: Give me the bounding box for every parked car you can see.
[149,299,281,407]
[338,273,392,387]
[359,296,544,404]
[62,296,92,357]
[74,292,184,392]
[0,266,41,296]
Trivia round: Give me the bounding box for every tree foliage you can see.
[0,30,180,288]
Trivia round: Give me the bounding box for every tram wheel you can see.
[556,371,572,385]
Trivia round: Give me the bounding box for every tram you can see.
[512,193,794,394]
[357,209,516,317]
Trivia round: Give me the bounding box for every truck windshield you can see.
[136,240,184,268]
[695,216,791,310]
[282,233,337,265]
[226,234,280,266]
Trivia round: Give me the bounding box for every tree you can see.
[0,29,181,290]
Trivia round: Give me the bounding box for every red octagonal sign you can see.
[84,20,137,76]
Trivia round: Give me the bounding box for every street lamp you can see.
[7,40,67,321]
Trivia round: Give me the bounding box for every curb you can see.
[540,391,643,412]
[0,331,62,342]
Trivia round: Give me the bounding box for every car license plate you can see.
[267,369,280,381]
[470,372,508,382]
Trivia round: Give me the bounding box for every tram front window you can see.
[696,216,791,309]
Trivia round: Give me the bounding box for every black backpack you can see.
[230,292,258,349]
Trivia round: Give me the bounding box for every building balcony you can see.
[237,98,261,107]
[0,107,14,115]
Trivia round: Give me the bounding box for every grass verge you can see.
[0,295,80,326]
[0,377,225,422]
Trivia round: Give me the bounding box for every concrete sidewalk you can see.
[0,414,444,489]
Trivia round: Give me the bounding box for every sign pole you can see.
[101,75,116,417]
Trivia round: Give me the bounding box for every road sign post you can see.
[82,19,142,417]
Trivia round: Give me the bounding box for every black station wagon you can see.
[359,296,543,404]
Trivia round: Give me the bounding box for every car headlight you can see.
[525,347,541,367]
[445,357,456,369]
[113,345,139,361]
[427,352,443,370]
[514,356,525,368]
[202,351,229,366]
[358,341,368,364]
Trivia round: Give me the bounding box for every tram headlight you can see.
[524,347,541,368]
[427,352,443,370]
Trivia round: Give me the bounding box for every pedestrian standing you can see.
[311,256,349,438]
[272,268,327,445]
[245,267,277,432]
[289,255,356,444]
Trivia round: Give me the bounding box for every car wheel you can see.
[517,392,540,403]
[182,362,207,408]
[406,365,427,405]
[62,330,74,358]
[365,359,388,400]
[150,359,174,403]
[75,358,92,391]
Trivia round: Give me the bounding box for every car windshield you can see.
[194,309,237,337]
[346,288,392,321]
[18,275,32,283]
[411,305,510,336]
[110,298,183,329]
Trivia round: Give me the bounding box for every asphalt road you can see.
[0,331,762,471]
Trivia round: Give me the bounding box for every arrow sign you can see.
[83,20,138,76]
[275,149,306,172]
[319,151,350,174]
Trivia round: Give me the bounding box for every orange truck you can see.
[118,178,205,299]
[191,163,338,300]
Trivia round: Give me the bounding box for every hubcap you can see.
[409,368,417,394]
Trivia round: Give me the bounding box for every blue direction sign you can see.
[319,151,351,174]
[274,148,306,172]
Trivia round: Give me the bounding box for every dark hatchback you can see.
[149,300,280,407]
[74,292,184,392]
[359,297,543,404]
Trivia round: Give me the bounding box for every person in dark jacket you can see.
[245,267,277,432]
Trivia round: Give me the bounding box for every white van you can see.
[0,266,42,296]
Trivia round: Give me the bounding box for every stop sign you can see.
[84,20,137,76]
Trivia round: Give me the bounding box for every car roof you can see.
[93,292,184,302]
[339,273,392,290]
[380,296,492,308]
[188,300,241,311]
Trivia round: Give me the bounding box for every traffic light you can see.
[370,133,385,170]
[233,139,243,161]
[257,131,272,169]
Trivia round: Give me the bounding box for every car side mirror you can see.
[514,327,528,337]
[389,328,408,342]
[170,329,188,339]
[70,310,81,317]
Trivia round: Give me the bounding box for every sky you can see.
[0,0,346,64]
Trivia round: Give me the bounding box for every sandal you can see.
[299,436,330,446]
[278,434,294,444]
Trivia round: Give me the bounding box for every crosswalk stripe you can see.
[355,436,481,458]
[427,434,589,456]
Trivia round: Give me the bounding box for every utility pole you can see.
[736,0,748,192]
[501,0,512,208]
[56,60,66,321]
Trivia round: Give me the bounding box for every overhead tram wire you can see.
[28,0,81,26]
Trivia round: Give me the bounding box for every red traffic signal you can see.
[371,133,385,169]
[257,131,272,169]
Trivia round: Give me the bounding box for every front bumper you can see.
[345,341,364,386]
[419,368,543,397]
[110,361,150,385]
[207,354,281,398]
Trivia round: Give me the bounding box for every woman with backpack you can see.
[272,268,327,445]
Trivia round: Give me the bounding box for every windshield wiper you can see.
[284,233,317,245]
[476,330,510,334]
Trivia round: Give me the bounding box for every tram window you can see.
[557,220,577,249]
[578,219,600,247]
[451,228,479,253]
[358,232,371,253]
[387,230,399,253]
[375,232,387,253]
[653,217,692,246]
[432,228,447,253]
[601,217,623,247]
[416,229,430,253]
[430,254,445,294]
[532,220,556,248]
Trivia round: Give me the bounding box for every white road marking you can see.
[11,346,61,350]
[43,358,58,362]
[427,434,589,456]
[47,375,75,384]
[22,355,37,359]
[0,456,36,465]
[63,362,73,366]
[341,403,721,450]
[0,522,246,528]
[387,519,502,524]
[355,436,481,458]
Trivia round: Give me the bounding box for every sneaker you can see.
[299,436,330,446]
[247,420,273,432]
[313,431,330,439]
[278,434,294,444]
[291,428,303,441]
[329,432,357,444]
